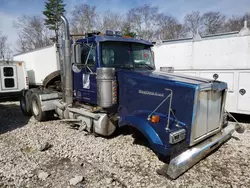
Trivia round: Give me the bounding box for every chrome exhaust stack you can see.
[60,15,73,105]
[159,123,245,179]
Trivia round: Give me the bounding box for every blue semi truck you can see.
[19,16,244,179]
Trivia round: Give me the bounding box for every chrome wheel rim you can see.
[32,100,39,116]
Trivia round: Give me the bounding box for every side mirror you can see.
[151,50,154,60]
[73,43,82,64]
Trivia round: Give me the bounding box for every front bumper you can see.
[166,122,245,179]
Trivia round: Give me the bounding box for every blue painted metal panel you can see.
[117,70,200,155]
[73,42,98,104]
[77,35,153,46]
[73,69,98,104]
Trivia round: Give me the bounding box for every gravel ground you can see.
[0,101,249,188]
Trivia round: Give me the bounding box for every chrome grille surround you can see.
[190,83,227,146]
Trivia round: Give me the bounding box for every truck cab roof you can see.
[76,35,153,46]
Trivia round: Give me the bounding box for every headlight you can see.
[169,129,186,144]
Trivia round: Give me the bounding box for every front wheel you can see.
[31,93,46,121]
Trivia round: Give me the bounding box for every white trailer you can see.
[13,44,60,86]
[0,60,28,100]
[153,22,250,115]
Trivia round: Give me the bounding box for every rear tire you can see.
[20,95,32,116]
[31,93,46,121]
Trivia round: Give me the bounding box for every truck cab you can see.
[72,33,155,105]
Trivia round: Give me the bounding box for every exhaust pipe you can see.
[60,15,73,105]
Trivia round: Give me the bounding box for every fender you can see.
[119,115,166,155]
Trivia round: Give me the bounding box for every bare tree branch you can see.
[127,4,160,40]
[70,4,99,34]
[13,15,53,53]
[183,11,202,36]
[0,31,11,60]
[98,11,124,32]
[201,11,226,35]
[223,13,250,32]
[156,14,186,40]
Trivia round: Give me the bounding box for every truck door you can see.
[237,72,250,112]
[73,43,97,104]
[0,65,18,90]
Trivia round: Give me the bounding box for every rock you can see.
[105,177,113,184]
[69,175,84,186]
[38,171,49,181]
[27,173,34,178]
[76,183,84,188]
[37,142,52,152]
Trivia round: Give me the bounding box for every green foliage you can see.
[43,0,65,41]
[122,24,137,38]
[123,30,137,38]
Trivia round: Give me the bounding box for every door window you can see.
[81,43,96,69]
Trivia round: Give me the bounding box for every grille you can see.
[191,90,223,145]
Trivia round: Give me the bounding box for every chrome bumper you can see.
[166,123,245,179]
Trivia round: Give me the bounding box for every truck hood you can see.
[117,69,227,148]
[133,70,227,90]
[116,69,228,91]
[142,70,209,85]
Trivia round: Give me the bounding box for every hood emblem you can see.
[138,90,164,97]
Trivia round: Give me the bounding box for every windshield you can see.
[101,42,154,70]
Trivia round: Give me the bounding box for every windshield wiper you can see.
[120,65,134,70]
[135,63,154,70]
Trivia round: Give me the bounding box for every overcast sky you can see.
[0,0,250,53]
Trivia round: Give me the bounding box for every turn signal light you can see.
[151,115,160,123]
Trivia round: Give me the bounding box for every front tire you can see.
[31,93,46,121]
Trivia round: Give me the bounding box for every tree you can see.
[126,4,160,41]
[224,13,250,32]
[183,11,202,36]
[14,15,53,52]
[156,14,185,40]
[70,4,99,34]
[43,0,65,43]
[98,11,124,32]
[122,22,137,37]
[0,31,11,60]
[201,11,226,35]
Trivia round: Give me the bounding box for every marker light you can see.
[106,30,113,36]
[151,115,160,123]
[115,31,122,37]
[122,35,132,38]
[18,62,22,66]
